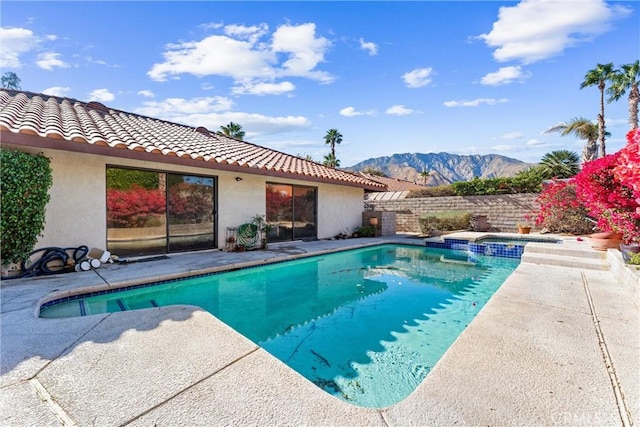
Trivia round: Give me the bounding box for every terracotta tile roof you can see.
[359,173,426,192]
[0,90,385,190]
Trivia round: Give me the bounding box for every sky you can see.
[1,1,639,166]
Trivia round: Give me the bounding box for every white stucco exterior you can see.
[10,147,366,254]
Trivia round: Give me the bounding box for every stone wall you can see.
[365,193,538,233]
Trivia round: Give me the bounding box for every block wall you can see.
[365,193,538,233]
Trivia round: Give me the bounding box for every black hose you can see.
[2,246,89,279]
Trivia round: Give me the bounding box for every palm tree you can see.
[324,129,343,163]
[538,150,581,179]
[219,122,245,140]
[420,169,429,186]
[580,63,616,158]
[322,153,340,168]
[544,117,604,163]
[607,60,640,130]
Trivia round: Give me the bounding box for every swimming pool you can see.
[40,244,519,408]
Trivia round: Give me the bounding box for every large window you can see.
[266,183,316,242]
[106,167,215,256]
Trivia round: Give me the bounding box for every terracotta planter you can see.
[589,236,622,251]
[589,231,623,240]
[517,226,531,234]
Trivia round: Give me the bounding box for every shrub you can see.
[534,181,588,233]
[452,174,543,196]
[533,180,593,235]
[406,185,457,198]
[1,150,53,265]
[418,211,471,235]
[573,150,639,242]
[354,225,376,237]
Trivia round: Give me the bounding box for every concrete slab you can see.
[383,286,621,426]
[35,306,257,426]
[0,381,60,427]
[1,307,107,388]
[128,349,387,426]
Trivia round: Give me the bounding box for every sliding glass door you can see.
[167,174,215,252]
[106,167,215,257]
[266,183,316,242]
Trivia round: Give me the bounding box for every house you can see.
[0,89,385,257]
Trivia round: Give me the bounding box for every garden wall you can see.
[365,193,538,233]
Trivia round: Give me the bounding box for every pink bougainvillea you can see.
[533,180,593,235]
[571,129,640,243]
[534,129,640,243]
[614,129,640,205]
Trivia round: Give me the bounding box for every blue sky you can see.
[2,1,638,166]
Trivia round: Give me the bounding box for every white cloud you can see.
[135,97,311,136]
[36,52,69,70]
[135,97,234,117]
[224,23,269,44]
[42,86,71,97]
[499,132,524,140]
[0,27,39,68]
[402,67,433,88]
[478,0,632,64]
[491,144,515,152]
[88,88,115,103]
[138,90,155,98]
[232,81,295,96]
[525,138,548,147]
[272,23,332,82]
[339,106,375,117]
[148,22,333,90]
[481,66,531,86]
[443,98,508,107]
[359,38,378,56]
[386,105,414,116]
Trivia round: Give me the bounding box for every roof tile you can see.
[0,90,385,190]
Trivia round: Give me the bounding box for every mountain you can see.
[346,152,532,186]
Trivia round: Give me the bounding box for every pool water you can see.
[40,244,519,408]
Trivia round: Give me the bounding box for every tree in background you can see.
[219,122,245,140]
[324,129,342,166]
[580,63,616,158]
[544,117,608,163]
[538,150,580,179]
[420,169,430,185]
[1,72,21,90]
[608,60,639,130]
[322,152,340,168]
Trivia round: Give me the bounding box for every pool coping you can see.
[1,234,638,425]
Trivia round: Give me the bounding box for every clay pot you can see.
[517,226,531,234]
[589,231,624,240]
[589,236,623,251]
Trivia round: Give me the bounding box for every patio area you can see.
[1,234,638,426]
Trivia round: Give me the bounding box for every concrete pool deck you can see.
[1,234,638,426]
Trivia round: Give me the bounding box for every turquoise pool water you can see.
[40,244,519,408]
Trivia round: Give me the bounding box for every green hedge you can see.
[1,150,53,265]
[418,211,471,235]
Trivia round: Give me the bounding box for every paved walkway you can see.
[1,235,638,426]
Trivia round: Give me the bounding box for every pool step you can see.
[521,240,610,271]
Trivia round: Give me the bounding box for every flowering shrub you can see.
[615,129,640,206]
[533,180,593,234]
[566,129,640,243]
[107,185,166,227]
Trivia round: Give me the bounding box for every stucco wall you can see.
[366,194,539,233]
[7,147,365,254]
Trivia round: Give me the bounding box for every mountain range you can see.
[346,152,532,186]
